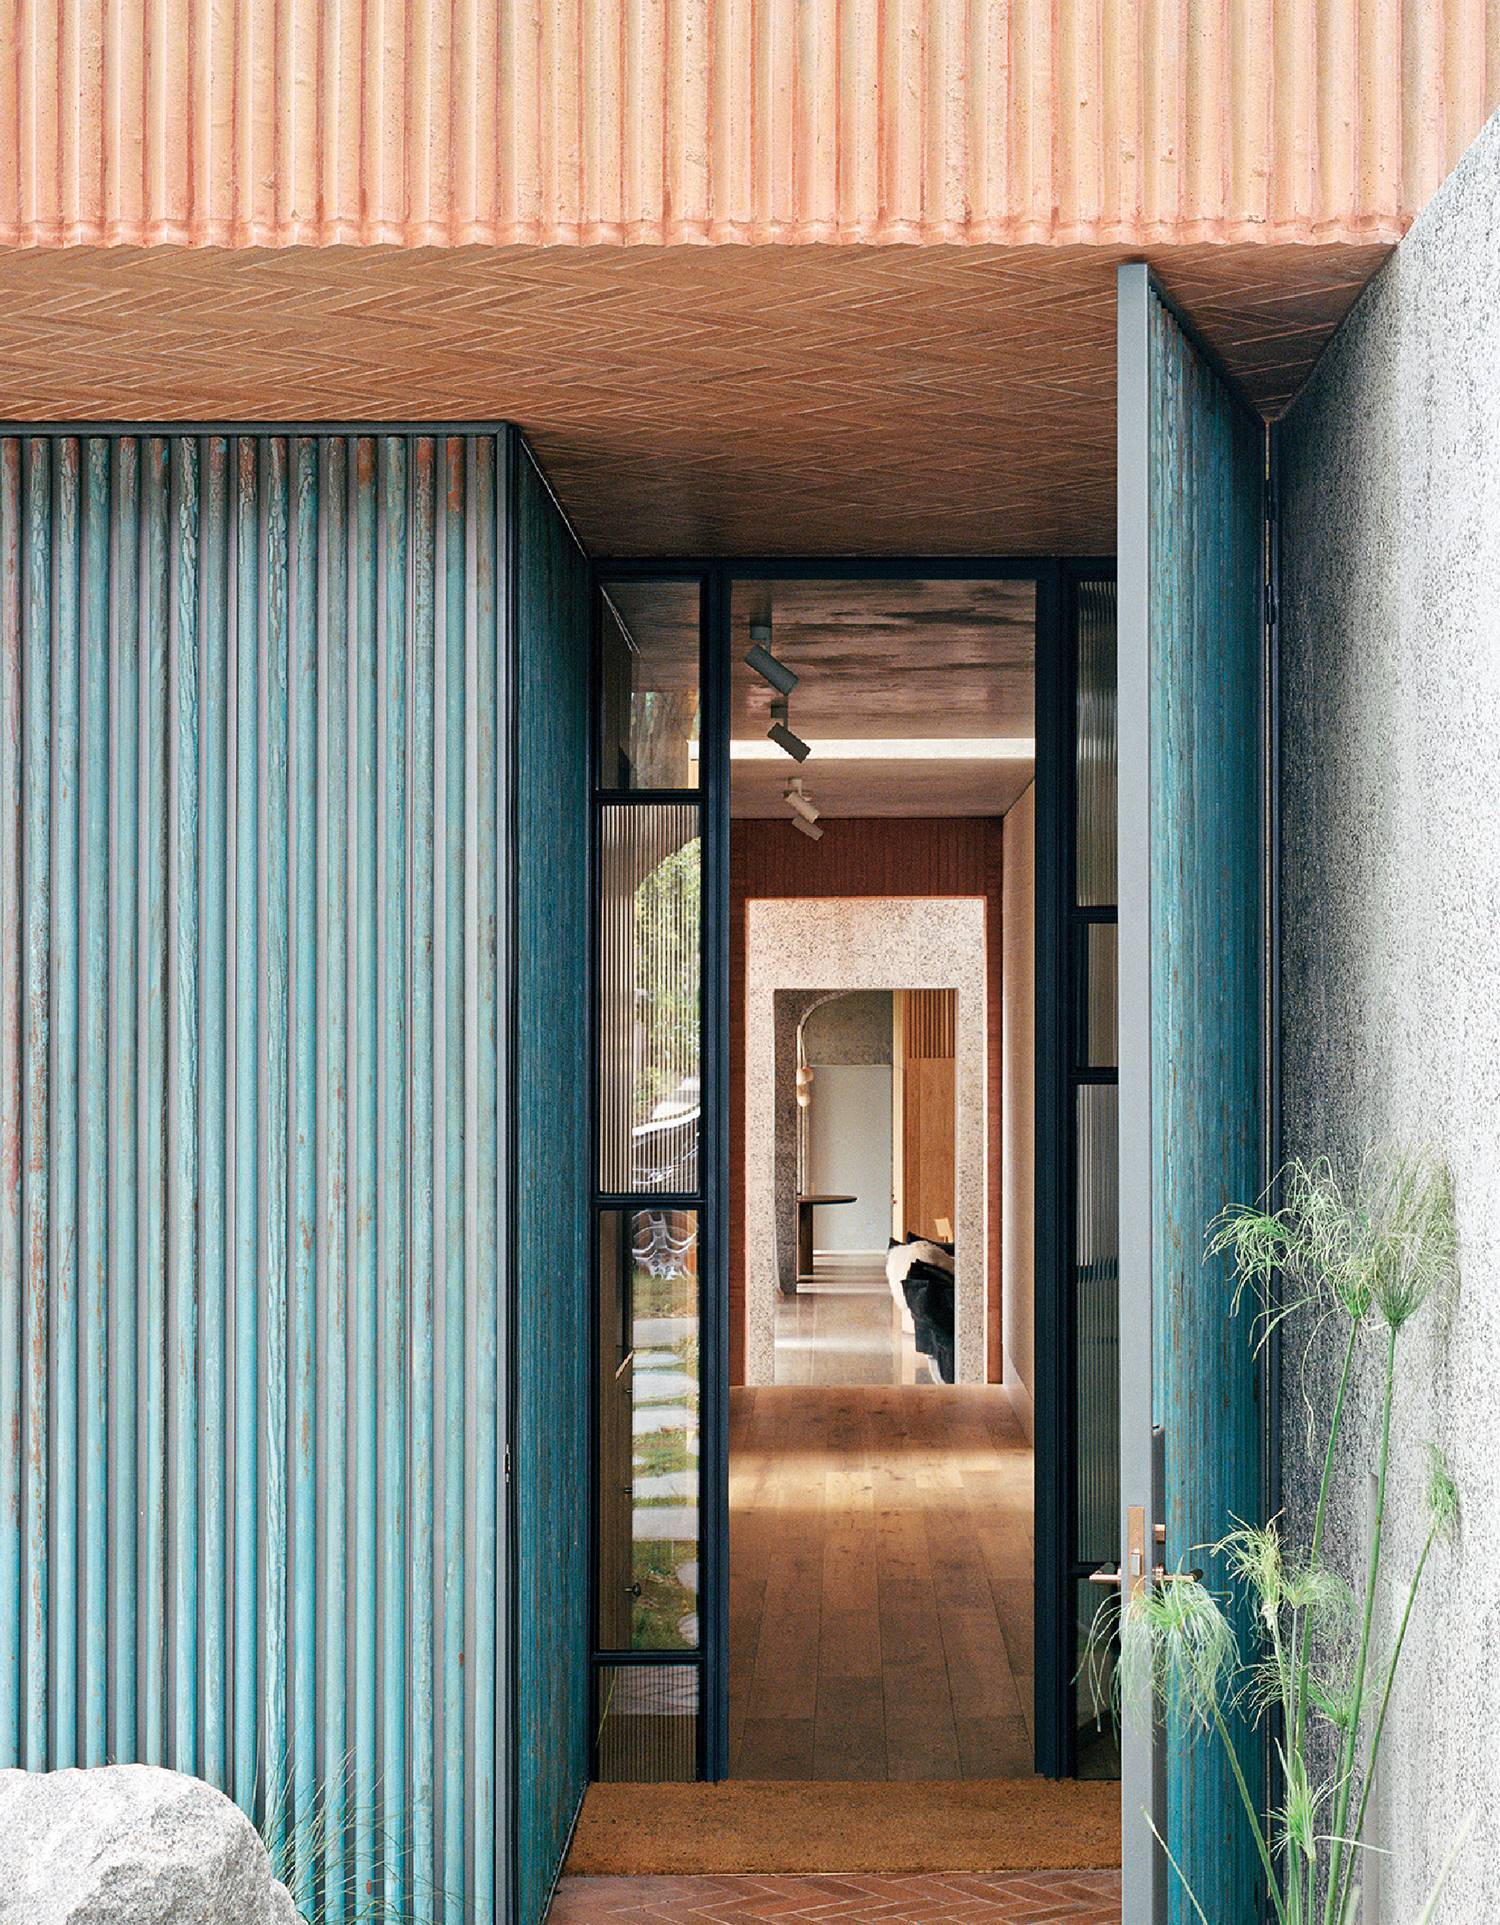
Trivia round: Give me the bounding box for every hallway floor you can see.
[730,1379,1034,1780]
[773,1253,937,1385]
[549,1870,1122,1921]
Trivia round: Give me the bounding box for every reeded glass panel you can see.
[599,804,701,1195]
[600,580,701,790]
[1085,922,1118,1069]
[1075,1577,1122,1781]
[1075,579,1118,907]
[596,1664,699,1781]
[1074,1084,1119,1566]
[596,1209,701,1652]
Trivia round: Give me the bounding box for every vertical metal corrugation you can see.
[512,443,593,1925]
[1143,279,1266,1922]
[2,0,1498,247]
[0,430,504,1920]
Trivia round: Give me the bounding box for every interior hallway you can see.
[773,1252,940,1386]
[730,1372,1034,1781]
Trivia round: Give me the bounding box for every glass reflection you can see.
[1075,579,1117,908]
[599,805,701,1195]
[597,1209,700,1652]
[600,580,701,790]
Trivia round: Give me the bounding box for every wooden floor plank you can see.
[731,1354,1036,1781]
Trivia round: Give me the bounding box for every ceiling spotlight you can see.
[784,780,820,827]
[744,621,799,697]
[767,696,810,762]
[767,718,811,763]
[785,778,823,838]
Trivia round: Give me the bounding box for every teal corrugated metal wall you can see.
[1145,287,1265,1922]
[511,445,592,1924]
[0,430,506,1923]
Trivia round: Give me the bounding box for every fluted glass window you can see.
[1075,580,1117,907]
[600,580,701,790]
[599,804,701,1195]
[1074,1084,1119,1567]
[596,1664,699,1782]
[1084,922,1118,1069]
[596,1210,701,1653]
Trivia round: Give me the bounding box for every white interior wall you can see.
[806,1064,893,1251]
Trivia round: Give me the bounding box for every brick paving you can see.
[548,1870,1122,1922]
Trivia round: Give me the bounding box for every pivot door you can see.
[1116,265,1267,1923]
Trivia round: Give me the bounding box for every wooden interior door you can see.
[901,989,956,1242]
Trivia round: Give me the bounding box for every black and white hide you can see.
[885,1236,957,1384]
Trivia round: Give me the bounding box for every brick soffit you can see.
[0,240,1393,555]
[2,0,1495,553]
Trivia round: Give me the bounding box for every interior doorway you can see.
[776,986,959,1388]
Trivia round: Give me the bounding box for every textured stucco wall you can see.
[1278,108,1500,1916]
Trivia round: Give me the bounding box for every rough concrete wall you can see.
[1001,784,1036,1436]
[1278,108,1500,1917]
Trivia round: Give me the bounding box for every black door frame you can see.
[590,553,1106,1780]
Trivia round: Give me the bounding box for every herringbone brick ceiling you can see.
[2,0,1496,552]
[0,240,1388,555]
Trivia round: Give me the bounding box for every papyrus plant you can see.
[1121,1150,1461,1925]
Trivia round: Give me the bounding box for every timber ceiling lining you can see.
[730,577,1037,820]
[0,241,1390,556]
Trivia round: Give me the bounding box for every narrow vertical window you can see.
[591,578,707,1781]
[1071,576,1120,1776]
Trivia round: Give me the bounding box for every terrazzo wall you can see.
[1278,108,1500,1917]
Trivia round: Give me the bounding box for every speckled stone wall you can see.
[745,900,988,1386]
[1278,108,1500,1916]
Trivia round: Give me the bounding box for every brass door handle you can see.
[1087,1562,1203,1589]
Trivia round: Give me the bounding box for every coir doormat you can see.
[566,1778,1120,1877]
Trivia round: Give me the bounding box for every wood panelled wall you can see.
[730,818,1005,1383]
[902,990,958,1245]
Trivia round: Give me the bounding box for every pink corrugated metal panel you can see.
[3,0,1498,249]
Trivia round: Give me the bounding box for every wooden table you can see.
[795,1193,858,1284]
